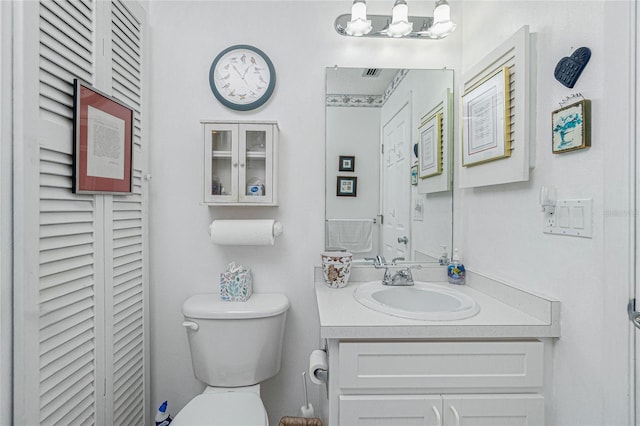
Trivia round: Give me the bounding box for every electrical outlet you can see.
[545,214,556,228]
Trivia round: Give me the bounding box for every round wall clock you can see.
[209,45,276,111]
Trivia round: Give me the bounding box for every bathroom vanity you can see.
[314,266,560,426]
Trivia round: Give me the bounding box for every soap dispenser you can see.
[447,249,466,285]
[438,246,449,265]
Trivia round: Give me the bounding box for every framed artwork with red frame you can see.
[73,79,133,194]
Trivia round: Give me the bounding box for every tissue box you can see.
[220,268,253,301]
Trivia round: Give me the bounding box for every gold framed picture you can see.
[552,99,591,154]
[418,112,442,178]
[461,67,511,167]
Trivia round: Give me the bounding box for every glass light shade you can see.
[429,0,456,37]
[351,0,367,21]
[386,21,413,37]
[433,1,450,23]
[346,0,372,36]
[391,0,409,23]
[346,19,373,36]
[388,0,412,37]
[428,21,456,37]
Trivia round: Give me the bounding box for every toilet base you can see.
[172,385,268,426]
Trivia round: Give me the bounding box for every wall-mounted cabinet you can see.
[202,121,278,206]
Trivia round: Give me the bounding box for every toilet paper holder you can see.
[313,367,328,383]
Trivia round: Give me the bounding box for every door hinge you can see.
[381,144,384,154]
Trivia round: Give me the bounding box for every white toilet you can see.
[172,293,290,426]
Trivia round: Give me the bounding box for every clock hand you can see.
[231,64,244,78]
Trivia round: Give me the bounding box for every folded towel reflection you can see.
[326,219,373,253]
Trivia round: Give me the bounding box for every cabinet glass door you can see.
[239,124,273,203]
[204,123,238,203]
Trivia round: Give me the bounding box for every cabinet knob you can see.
[233,162,238,168]
[240,163,245,168]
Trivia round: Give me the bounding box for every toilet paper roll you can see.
[210,220,283,246]
[308,349,328,385]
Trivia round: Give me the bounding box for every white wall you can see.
[457,2,633,425]
[148,1,461,424]
[326,106,380,258]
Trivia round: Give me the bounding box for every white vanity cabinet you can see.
[328,340,547,426]
[202,121,278,205]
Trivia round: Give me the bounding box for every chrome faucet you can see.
[366,255,418,286]
[383,267,414,286]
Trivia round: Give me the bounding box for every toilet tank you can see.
[182,293,289,387]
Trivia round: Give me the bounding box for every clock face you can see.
[209,45,276,111]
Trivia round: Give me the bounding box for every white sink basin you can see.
[353,281,480,321]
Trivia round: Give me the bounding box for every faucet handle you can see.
[391,257,405,265]
[365,256,387,268]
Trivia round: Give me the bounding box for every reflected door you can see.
[382,103,411,261]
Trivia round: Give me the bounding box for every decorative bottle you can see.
[447,249,466,285]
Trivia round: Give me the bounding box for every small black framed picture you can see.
[337,176,357,197]
[339,155,355,172]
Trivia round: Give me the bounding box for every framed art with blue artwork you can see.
[552,99,591,154]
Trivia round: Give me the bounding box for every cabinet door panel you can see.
[443,395,544,426]
[204,123,238,203]
[239,123,273,203]
[340,395,442,426]
[340,341,544,390]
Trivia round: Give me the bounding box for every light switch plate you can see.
[543,199,593,238]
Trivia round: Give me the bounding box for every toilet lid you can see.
[171,392,268,426]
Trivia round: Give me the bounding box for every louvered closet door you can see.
[14,1,147,425]
[38,2,101,424]
[106,2,147,424]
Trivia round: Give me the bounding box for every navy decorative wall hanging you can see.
[554,47,591,89]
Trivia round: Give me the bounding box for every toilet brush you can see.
[299,372,315,418]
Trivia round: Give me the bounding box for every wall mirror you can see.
[325,67,454,263]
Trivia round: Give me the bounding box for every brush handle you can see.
[302,372,309,406]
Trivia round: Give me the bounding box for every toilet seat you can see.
[171,392,268,426]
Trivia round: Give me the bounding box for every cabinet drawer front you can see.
[340,395,442,426]
[339,341,543,390]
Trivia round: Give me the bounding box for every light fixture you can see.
[345,0,372,36]
[428,0,456,38]
[335,0,457,40]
